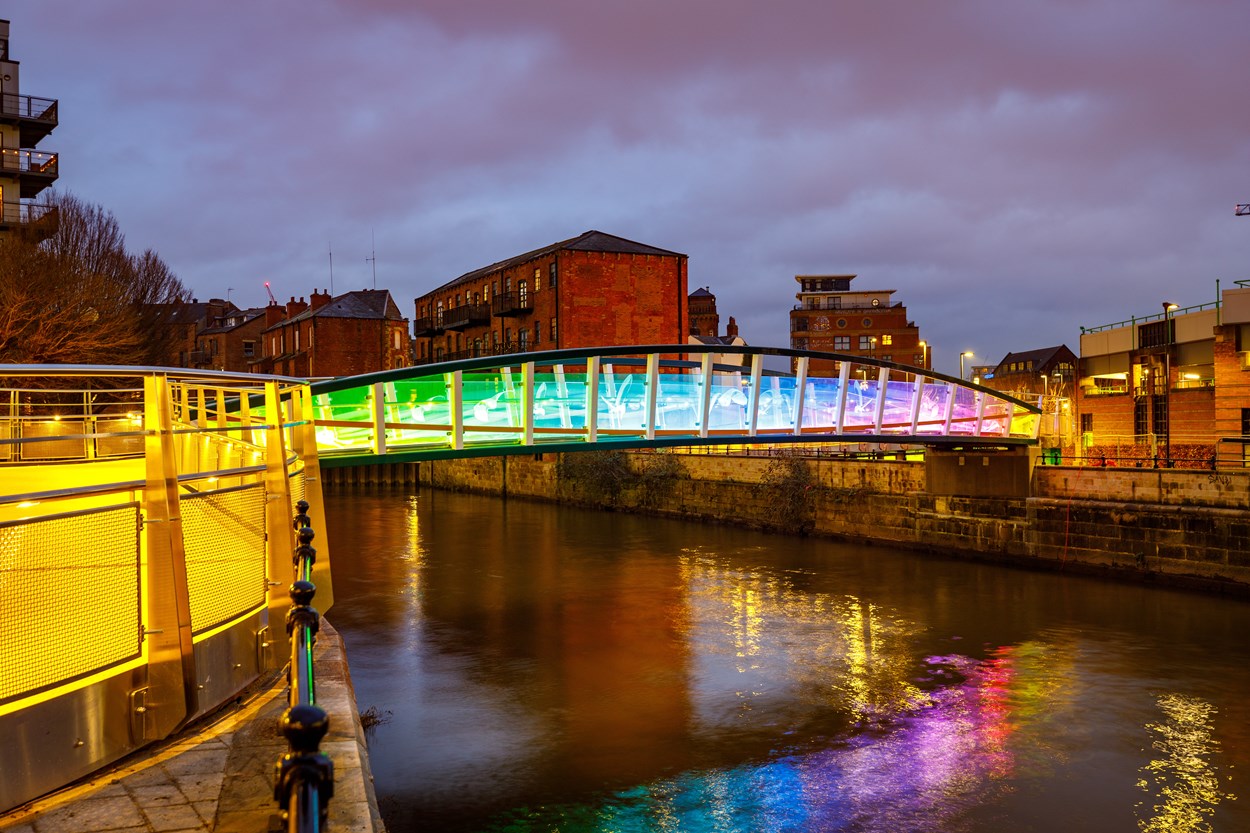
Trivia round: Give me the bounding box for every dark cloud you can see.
[9,0,1250,372]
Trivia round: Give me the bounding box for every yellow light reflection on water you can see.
[1137,692,1235,833]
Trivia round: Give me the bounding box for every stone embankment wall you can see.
[325,452,1250,592]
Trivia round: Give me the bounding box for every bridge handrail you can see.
[275,500,333,832]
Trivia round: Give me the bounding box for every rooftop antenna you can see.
[328,241,335,295]
[365,229,377,289]
[226,287,234,303]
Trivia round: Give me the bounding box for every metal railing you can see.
[0,148,58,176]
[0,93,58,122]
[1081,300,1221,334]
[0,365,332,814]
[492,290,533,316]
[441,302,490,330]
[275,499,333,832]
[0,201,57,226]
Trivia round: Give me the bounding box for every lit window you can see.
[881,334,892,345]
[551,318,557,342]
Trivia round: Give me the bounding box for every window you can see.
[243,340,256,358]
[792,337,809,350]
[1081,413,1094,434]
[533,322,540,345]
[881,334,893,346]
[505,277,512,292]
[550,318,557,342]
[493,280,499,296]
[519,329,529,350]
[393,330,401,349]
[504,327,511,346]
[792,318,809,332]
[834,336,850,351]
[914,353,924,365]
[549,262,557,287]
[1134,399,1149,437]
[1153,398,1169,443]
[858,335,873,350]
[535,275,542,292]
[493,330,500,348]
[455,292,461,307]
[519,279,528,305]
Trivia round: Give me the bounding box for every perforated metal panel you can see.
[180,483,267,636]
[0,504,141,704]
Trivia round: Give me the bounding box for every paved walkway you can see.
[0,621,385,833]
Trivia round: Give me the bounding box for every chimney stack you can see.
[265,300,284,327]
[310,288,332,310]
[286,295,308,318]
[726,316,738,339]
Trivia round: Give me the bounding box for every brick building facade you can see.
[1075,286,1250,465]
[255,289,410,378]
[412,230,687,364]
[788,274,926,375]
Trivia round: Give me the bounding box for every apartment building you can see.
[0,19,58,241]
[257,289,410,378]
[788,274,926,375]
[412,230,687,364]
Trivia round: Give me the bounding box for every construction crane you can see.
[264,281,277,304]
[1238,204,1250,216]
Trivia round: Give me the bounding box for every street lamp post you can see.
[1162,302,1178,466]
[959,351,974,380]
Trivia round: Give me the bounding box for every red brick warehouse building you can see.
[255,289,410,378]
[412,230,688,363]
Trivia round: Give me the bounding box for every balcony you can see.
[492,290,533,317]
[441,303,491,331]
[412,316,443,337]
[0,94,59,145]
[0,148,59,197]
[0,202,59,241]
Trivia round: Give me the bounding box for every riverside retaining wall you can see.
[325,452,1250,593]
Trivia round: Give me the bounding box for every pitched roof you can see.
[262,290,405,333]
[992,345,1076,373]
[689,287,715,298]
[425,230,686,296]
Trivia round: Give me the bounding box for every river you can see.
[322,488,1250,833]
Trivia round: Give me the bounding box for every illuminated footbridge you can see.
[309,344,1041,466]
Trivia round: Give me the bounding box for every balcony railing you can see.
[0,148,57,175]
[412,316,442,337]
[492,290,533,317]
[0,202,59,238]
[0,94,59,145]
[793,300,900,311]
[414,342,532,366]
[441,302,491,330]
[0,148,58,197]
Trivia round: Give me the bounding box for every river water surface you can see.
[323,488,1250,833]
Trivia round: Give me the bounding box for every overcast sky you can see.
[9,1,1250,374]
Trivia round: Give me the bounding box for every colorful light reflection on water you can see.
[324,491,1249,833]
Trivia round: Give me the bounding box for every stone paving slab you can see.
[0,620,385,833]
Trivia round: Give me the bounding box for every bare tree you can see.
[0,192,189,367]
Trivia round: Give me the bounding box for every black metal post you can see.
[275,499,333,832]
